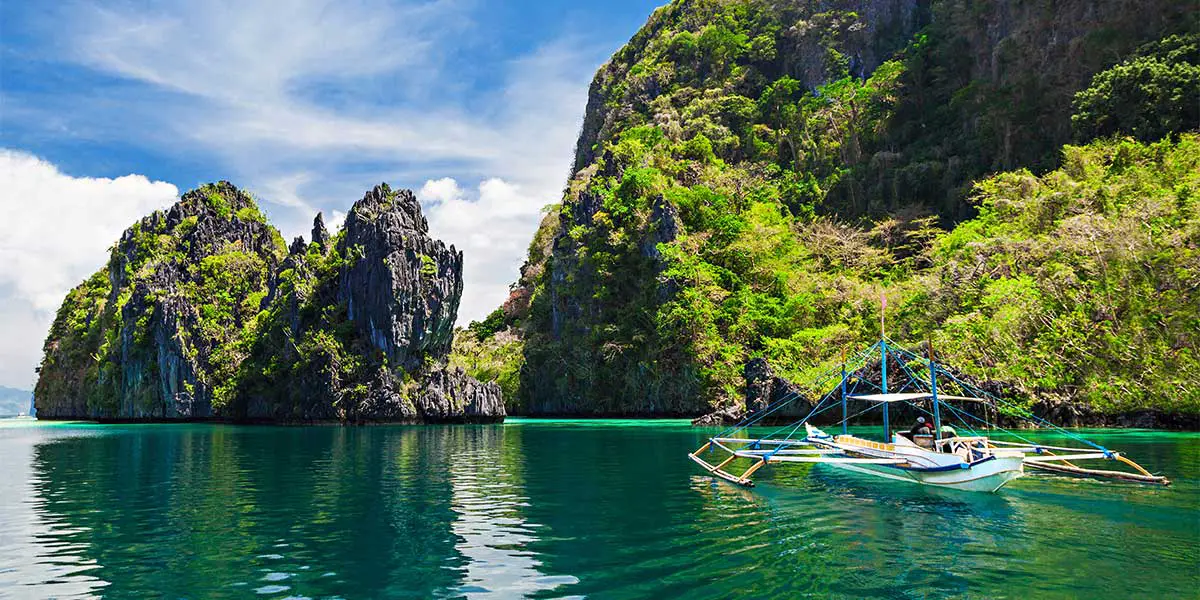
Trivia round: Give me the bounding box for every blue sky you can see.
[0,0,666,389]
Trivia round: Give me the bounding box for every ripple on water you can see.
[0,422,1196,599]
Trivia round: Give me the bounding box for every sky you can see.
[0,0,665,390]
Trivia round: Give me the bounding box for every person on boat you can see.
[907,417,931,438]
[939,423,957,438]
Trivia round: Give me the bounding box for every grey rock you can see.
[312,212,331,250]
[338,184,462,372]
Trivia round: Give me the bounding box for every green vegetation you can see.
[35,182,286,417]
[914,136,1199,412]
[450,327,523,412]
[419,254,437,278]
[1073,34,1200,143]
[519,128,1199,414]
[194,247,271,408]
[203,185,233,219]
[486,0,1199,417]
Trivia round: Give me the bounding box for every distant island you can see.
[35,183,502,423]
[0,386,33,417]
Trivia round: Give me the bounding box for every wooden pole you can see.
[710,453,738,473]
[738,459,768,484]
[1026,461,1170,485]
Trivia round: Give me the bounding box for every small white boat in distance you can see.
[802,423,1026,492]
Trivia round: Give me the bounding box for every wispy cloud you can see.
[36,0,595,306]
[0,0,614,387]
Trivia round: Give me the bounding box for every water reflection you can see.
[1,425,110,598]
[12,424,478,598]
[446,426,579,598]
[1,421,1196,599]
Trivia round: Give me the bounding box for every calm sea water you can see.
[0,419,1196,599]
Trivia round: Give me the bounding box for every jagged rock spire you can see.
[338,183,462,372]
[312,212,330,250]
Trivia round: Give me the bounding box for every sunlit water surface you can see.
[0,419,1196,599]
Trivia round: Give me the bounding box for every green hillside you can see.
[454,0,1199,419]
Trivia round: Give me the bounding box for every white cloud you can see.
[421,177,548,324]
[419,177,464,206]
[327,210,347,234]
[1,0,615,385]
[0,150,179,387]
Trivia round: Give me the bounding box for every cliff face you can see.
[472,0,1197,418]
[338,186,461,373]
[573,0,932,173]
[235,183,502,423]
[36,183,285,419]
[35,182,502,423]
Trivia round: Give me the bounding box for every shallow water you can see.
[0,419,1196,599]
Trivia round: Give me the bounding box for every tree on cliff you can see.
[455,0,1199,420]
[1072,34,1200,143]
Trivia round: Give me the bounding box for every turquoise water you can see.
[0,419,1196,599]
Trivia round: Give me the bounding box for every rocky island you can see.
[453,0,1199,426]
[35,182,503,423]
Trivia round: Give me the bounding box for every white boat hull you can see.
[827,456,1025,492]
[803,424,1026,493]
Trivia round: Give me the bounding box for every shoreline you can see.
[17,414,1200,431]
[29,415,507,426]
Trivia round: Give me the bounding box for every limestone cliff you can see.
[36,182,286,419]
[35,182,502,423]
[470,0,1197,419]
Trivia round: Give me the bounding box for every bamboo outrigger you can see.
[689,337,1170,492]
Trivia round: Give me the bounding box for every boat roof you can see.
[849,392,930,402]
[848,393,988,403]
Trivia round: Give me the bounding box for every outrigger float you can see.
[689,337,1170,492]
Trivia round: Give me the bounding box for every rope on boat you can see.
[886,341,1108,453]
[692,336,1168,487]
[718,342,880,437]
[760,378,857,442]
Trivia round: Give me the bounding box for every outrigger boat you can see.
[689,337,1170,492]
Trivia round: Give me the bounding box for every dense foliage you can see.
[1072,34,1200,143]
[914,136,1199,412]
[35,183,288,417]
[458,0,1199,417]
[450,329,523,412]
